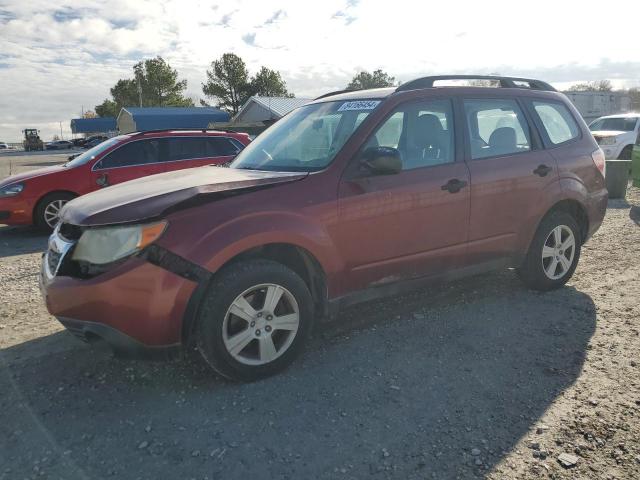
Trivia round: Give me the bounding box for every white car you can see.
[589,113,640,159]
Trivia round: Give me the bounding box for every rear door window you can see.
[463,99,531,159]
[532,101,580,145]
[96,139,165,169]
[167,137,209,162]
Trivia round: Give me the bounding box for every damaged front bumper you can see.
[40,225,204,355]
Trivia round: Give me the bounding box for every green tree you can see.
[95,99,119,118]
[568,80,613,92]
[347,69,396,90]
[133,57,193,107]
[202,53,251,114]
[95,57,193,117]
[249,67,292,97]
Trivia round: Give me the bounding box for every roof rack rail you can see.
[130,128,238,136]
[314,89,356,100]
[395,75,556,93]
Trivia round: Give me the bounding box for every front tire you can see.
[35,192,75,231]
[518,211,581,291]
[196,260,314,381]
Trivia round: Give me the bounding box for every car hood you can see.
[59,166,307,226]
[0,164,67,187]
[590,130,629,137]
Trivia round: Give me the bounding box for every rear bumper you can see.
[585,188,608,241]
[58,317,180,358]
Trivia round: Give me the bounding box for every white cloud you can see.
[0,0,639,142]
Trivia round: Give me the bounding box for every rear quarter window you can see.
[207,137,241,156]
[532,101,580,145]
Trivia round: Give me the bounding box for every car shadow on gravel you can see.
[0,226,48,257]
[0,271,596,479]
[630,205,640,226]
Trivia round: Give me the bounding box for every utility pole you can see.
[59,121,63,140]
[137,75,143,107]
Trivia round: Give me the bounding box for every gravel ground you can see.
[0,151,71,179]
[0,176,638,479]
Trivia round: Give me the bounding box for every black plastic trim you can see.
[139,244,212,283]
[58,317,180,359]
[314,89,356,100]
[396,75,556,93]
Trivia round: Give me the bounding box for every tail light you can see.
[591,148,606,177]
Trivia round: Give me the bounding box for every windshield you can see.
[589,117,638,132]
[64,137,122,167]
[230,100,380,172]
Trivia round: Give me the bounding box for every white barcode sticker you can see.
[337,100,381,111]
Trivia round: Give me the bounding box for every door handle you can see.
[533,164,552,177]
[441,178,468,193]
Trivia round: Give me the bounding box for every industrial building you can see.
[116,107,230,134]
[208,96,311,136]
[564,91,632,123]
[70,117,117,135]
[232,96,311,124]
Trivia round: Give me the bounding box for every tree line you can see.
[94,54,397,117]
[95,58,640,119]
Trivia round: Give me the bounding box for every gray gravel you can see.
[1,169,639,479]
[0,151,70,179]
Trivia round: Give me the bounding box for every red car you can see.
[41,76,607,381]
[0,130,250,229]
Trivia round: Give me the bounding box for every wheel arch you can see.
[33,190,79,223]
[618,144,634,159]
[182,242,328,345]
[541,199,589,244]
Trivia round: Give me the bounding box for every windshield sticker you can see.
[337,100,381,112]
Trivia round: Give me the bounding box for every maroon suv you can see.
[40,75,607,381]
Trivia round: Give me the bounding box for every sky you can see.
[1,0,639,142]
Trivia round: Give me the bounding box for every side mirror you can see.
[360,146,402,175]
[96,173,109,187]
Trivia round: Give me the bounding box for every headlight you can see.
[0,182,24,197]
[72,221,167,265]
[599,137,617,146]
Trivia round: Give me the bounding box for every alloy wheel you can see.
[541,225,575,280]
[43,200,67,228]
[222,283,300,366]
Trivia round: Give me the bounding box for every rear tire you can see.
[518,211,581,291]
[196,260,314,382]
[34,192,76,231]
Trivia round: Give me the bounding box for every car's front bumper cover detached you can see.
[40,225,196,357]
